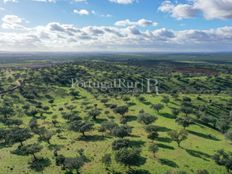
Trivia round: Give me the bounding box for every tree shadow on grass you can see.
[0,142,11,149]
[29,158,51,172]
[129,134,140,138]
[78,135,106,142]
[185,149,211,161]
[157,137,172,143]
[48,144,64,151]
[142,101,152,106]
[129,140,145,148]
[159,158,179,168]
[128,169,151,174]
[188,130,220,141]
[126,115,137,122]
[95,118,108,124]
[128,102,136,106]
[160,113,176,119]
[135,156,147,166]
[157,143,174,150]
[156,126,172,132]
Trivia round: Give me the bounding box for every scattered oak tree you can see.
[115,148,142,171]
[100,121,118,135]
[180,107,193,117]
[6,127,32,146]
[148,143,159,158]
[151,104,164,113]
[145,125,159,141]
[137,113,157,125]
[175,116,192,129]
[168,129,188,147]
[212,149,232,173]
[13,143,43,161]
[88,108,101,120]
[112,139,130,151]
[114,106,129,117]
[69,120,94,137]
[112,125,132,138]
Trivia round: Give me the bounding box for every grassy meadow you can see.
[0,56,232,174]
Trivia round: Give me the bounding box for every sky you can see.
[0,0,232,52]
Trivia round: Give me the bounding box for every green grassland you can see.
[0,58,232,174]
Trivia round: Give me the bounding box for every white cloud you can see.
[73,9,110,17]
[115,19,131,27]
[195,0,232,19]
[158,1,198,20]
[137,19,158,27]
[100,14,112,18]
[73,9,89,15]
[73,0,87,2]
[33,0,56,2]
[1,15,27,30]
[115,19,158,27]
[109,0,135,5]
[3,0,18,3]
[159,0,232,20]
[0,20,232,51]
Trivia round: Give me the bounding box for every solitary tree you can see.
[151,104,164,113]
[88,108,101,120]
[115,148,142,171]
[112,126,132,138]
[6,127,32,146]
[55,149,88,174]
[69,120,94,137]
[100,121,118,134]
[145,125,159,141]
[38,129,54,144]
[137,113,157,125]
[175,116,192,129]
[168,129,188,147]
[114,106,129,117]
[16,144,43,161]
[63,157,85,174]
[112,139,130,151]
[148,143,159,158]
[180,106,193,117]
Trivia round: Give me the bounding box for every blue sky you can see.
[0,0,232,52]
